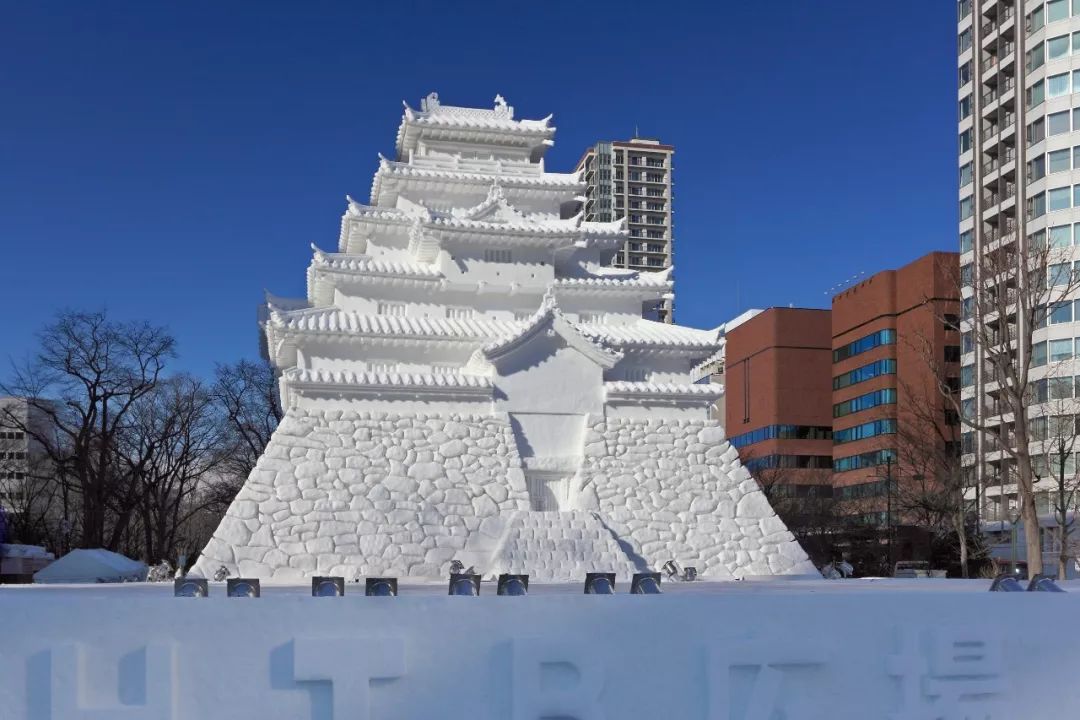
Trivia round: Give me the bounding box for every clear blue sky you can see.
[0,2,956,377]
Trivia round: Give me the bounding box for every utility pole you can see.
[886,456,894,574]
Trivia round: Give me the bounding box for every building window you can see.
[832,358,897,390]
[1030,154,1047,182]
[1029,5,1046,34]
[1049,0,1069,23]
[1050,225,1072,247]
[1029,118,1047,146]
[960,230,973,253]
[833,419,897,445]
[959,95,972,120]
[1029,41,1046,73]
[833,388,898,418]
[1049,72,1071,98]
[959,129,972,155]
[646,173,664,183]
[944,345,962,363]
[1049,110,1071,136]
[1028,80,1046,110]
[1049,262,1073,285]
[1049,300,1074,324]
[445,307,475,320]
[959,61,971,87]
[743,454,834,473]
[959,195,974,221]
[834,448,898,474]
[376,302,406,317]
[1049,186,1072,211]
[1029,192,1047,219]
[959,162,973,188]
[1033,340,1048,367]
[833,329,897,363]
[484,249,511,263]
[367,361,398,373]
[1051,338,1074,362]
[1050,149,1071,174]
[958,28,972,54]
[1049,33,1072,59]
[961,364,975,387]
[958,0,970,20]
[729,424,833,449]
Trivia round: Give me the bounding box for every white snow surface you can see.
[0,578,1077,718]
[192,410,816,582]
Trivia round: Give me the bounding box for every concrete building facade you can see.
[576,138,675,322]
[0,397,48,517]
[957,0,1080,521]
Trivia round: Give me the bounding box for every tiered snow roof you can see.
[395,92,555,160]
[263,94,719,409]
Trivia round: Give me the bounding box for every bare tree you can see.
[1,310,175,550]
[120,376,228,563]
[755,467,843,569]
[1031,410,1080,580]
[915,238,1080,577]
[211,359,282,501]
[894,374,972,577]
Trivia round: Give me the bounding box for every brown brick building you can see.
[724,308,834,498]
[830,252,961,524]
[724,252,961,533]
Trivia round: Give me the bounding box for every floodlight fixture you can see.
[497,574,529,596]
[312,576,345,597]
[448,573,481,596]
[662,560,683,580]
[988,574,1024,592]
[584,572,616,594]
[226,578,261,597]
[174,578,208,597]
[683,566,698,582]
[1027,574,1067,592]
[365,577,398,596]
[631,572,662,594]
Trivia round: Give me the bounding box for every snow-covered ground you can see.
[1,578,1076,718]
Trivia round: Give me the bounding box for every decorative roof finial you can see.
[493,94,513,119]
[421,92,440,112]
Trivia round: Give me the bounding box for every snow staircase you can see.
[488,510,640,582]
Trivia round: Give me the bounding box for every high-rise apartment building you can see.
[957,0,1080,521]
[575,138,675,321]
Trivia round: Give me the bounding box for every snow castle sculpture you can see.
[193,94,816,581]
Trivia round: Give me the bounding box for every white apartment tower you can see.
[959,0,1080,522]
[575,139,675,322]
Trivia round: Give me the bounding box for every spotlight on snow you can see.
[448,573,480,596]
[312,576,345,597]
[584,572,616,594]
[989,574,1024,592]
[631,572,662,594]
[174,578,208,597]
[226,578,261,598]
[497,574,528,596]
[365,577,398,597]
[1027,574,1067,592]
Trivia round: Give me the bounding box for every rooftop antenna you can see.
[634,124,640,139]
